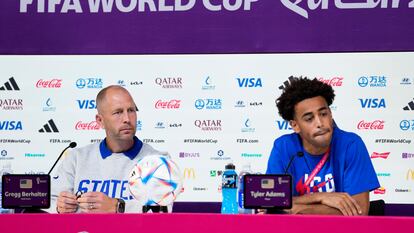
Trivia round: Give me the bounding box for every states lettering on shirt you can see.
[78,179,134,200]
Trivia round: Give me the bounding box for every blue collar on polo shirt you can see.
[99,136,143,160]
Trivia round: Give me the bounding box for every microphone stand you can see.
[268,152,303,215]
[48,142,77,175]
[17,142,77,213]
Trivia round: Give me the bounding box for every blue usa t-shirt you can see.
[266,127,380,196]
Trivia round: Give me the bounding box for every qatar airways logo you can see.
[0,99,23,111]
[75,121,101,130]
[36,79,62,88]
[155,77,182,89]
[370,152,390,159]
[317,77,344,87]
[357,120,385,130]
[194,120,222,131]
[155,100,181,109]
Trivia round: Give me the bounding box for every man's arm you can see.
[289,191,369,216]
[350,192,369,215]
[290,203,342,215]
[48,150,77,213]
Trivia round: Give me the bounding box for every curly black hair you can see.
[276,77,335,121]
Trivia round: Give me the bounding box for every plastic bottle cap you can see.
[242,164,251,171]
[225,163,235,170]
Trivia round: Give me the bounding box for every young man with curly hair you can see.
[266,77,379,215]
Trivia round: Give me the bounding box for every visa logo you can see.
[276,120,292,130]
[77,100,97,109]
[359,98,386,108]
[236,78,262,88]
[0,121,23,130]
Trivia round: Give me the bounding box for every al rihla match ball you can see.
[128,155,183,206]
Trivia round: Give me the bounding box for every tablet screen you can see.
[243,174,292,209]
[1,174,50,209]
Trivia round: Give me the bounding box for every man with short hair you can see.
[51,85,166,213]
[266,77,380,215]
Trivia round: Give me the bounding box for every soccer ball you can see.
[128,155,183,206]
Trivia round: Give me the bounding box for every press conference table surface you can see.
[0,213,413,233]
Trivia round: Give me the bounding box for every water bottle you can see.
[0,163,13,214]
[221,163,238,214]
[238,164,254,214]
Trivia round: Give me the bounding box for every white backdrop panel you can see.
[0,53,413,204]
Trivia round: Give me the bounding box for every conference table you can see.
[0,213,412,233]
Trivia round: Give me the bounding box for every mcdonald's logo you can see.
[183,168,196,179]
[407,169,414,180]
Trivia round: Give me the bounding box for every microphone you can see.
[48,142,77,175]
[142,205,168,213]
[283,151,304,174]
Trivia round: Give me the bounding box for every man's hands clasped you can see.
[57,191,118,213]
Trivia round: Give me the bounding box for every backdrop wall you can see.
[1,0,413,209]
[0,53,413,204]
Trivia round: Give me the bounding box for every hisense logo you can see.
[25,153,45,157]
[376,173,391,177]
[241,153,262,158]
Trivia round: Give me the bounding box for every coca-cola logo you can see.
[357,120,385,130]
[75,121,101,130]
[318,77,344,87]
[155,100,181,109]
[36,79,62,88]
